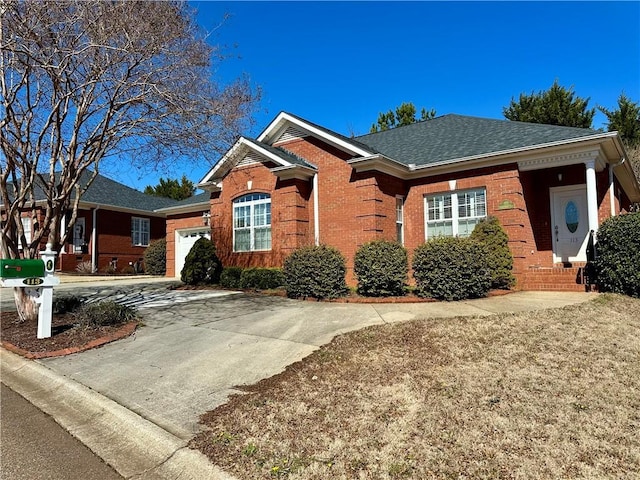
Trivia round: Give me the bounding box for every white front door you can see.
[176,229,211,278]
[550,185,589,264]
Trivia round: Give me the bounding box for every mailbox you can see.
[0,259,45,279]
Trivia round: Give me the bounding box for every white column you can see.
[313,173,319,246]
[91,207,99,272]
[585,159,599,234]
[609,164,616,217]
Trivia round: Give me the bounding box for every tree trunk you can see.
[13,287,39,323]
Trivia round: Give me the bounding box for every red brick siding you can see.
[57,209,164,273]
[165,211,210,278]
[210,161,312,269]
[200,134,631,291]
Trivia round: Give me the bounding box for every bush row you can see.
[220,266,284,290]
[177,218,515,301]
[284,217,514,301]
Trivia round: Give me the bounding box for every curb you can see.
[0,321,138,359]
[0,348,237,480]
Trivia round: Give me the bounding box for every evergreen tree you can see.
[503,80,595,128]
[144,175,195,201]
[598,93,640,148]
[370,102,436,133]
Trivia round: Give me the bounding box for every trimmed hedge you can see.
[354,240,408,297]
[284,245,348,300]
[594,212,640,297]
[240,267,285,290]
[412,237,492,301]
[143,238,167,276]
[181,237,222,285]
[220,267,243,289]
[470,217,515,289]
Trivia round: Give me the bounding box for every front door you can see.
[550,185,589,264]
[73,218,86,253]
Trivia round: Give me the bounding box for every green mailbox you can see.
[0,259,45,279]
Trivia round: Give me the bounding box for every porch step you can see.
[520,266,593,292]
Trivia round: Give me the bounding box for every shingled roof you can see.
[9,171,180,213]
[242,137,317,169]
[355,114,600,166]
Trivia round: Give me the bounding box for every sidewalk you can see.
[1,286,595,479]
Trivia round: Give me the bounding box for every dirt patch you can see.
[0,311,137,359]
[191,294,640,479]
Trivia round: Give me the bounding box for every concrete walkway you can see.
[1,279,595,480]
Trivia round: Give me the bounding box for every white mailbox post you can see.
[0,243,60,339]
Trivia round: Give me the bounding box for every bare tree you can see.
[0,0,259,321]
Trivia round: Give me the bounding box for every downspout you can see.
[609,157,625,217]
[313,173,319,246]
[91,207,99,272]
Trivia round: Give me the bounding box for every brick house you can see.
[2,173,176,273]
[165,112,640,290]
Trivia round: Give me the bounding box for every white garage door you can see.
[176,229,211,278]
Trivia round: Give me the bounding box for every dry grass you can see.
[191,294,640,479]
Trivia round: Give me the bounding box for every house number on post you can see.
[0,243,60,339]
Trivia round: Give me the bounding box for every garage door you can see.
[176,229,211,278]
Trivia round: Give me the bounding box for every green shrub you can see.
[284,245,348,300]
[74,301,137,328]
[594,212,640,297]
[144,238,167,276]
[470,216,515,289]
[240,267,285,290]
[354,240,408,297]
[181,237,222,285]
[53,295,84,314]
[220,266,243,289]
[412,237,491,301]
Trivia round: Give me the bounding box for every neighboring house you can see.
[165,112,640,290]
[2,172,177,273]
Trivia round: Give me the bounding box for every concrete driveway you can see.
[37,284,592,440]
[2,278,595,479]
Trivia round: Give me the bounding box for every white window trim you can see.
[233,193,272,252]
[396,195,404,245]
[131,216,150,247]
[20,217,32,249]
[424,188,486,240]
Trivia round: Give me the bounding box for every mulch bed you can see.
[0,311,137,359]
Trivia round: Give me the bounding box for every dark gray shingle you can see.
[355,114,599,166]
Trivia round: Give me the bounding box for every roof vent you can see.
[237,152,263,167]
[274,125,308,144]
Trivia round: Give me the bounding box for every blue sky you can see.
[118,1,640,191]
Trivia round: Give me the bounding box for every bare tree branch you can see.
[1,0,259,321]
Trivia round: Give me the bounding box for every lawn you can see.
[191,294,640,479]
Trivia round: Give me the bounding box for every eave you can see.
[258,112,374,157]
[270,165,317,181]
[155,201,210,215]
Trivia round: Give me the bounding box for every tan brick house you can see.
[165,112,640,290]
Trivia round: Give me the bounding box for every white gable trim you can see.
[257,112,374,157]
[198,137,294,187]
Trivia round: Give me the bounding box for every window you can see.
[233,193,271,252]
[396,196,404,245]
[20,217,31,249]
[425,188,486,239]
[132,217,150,246]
